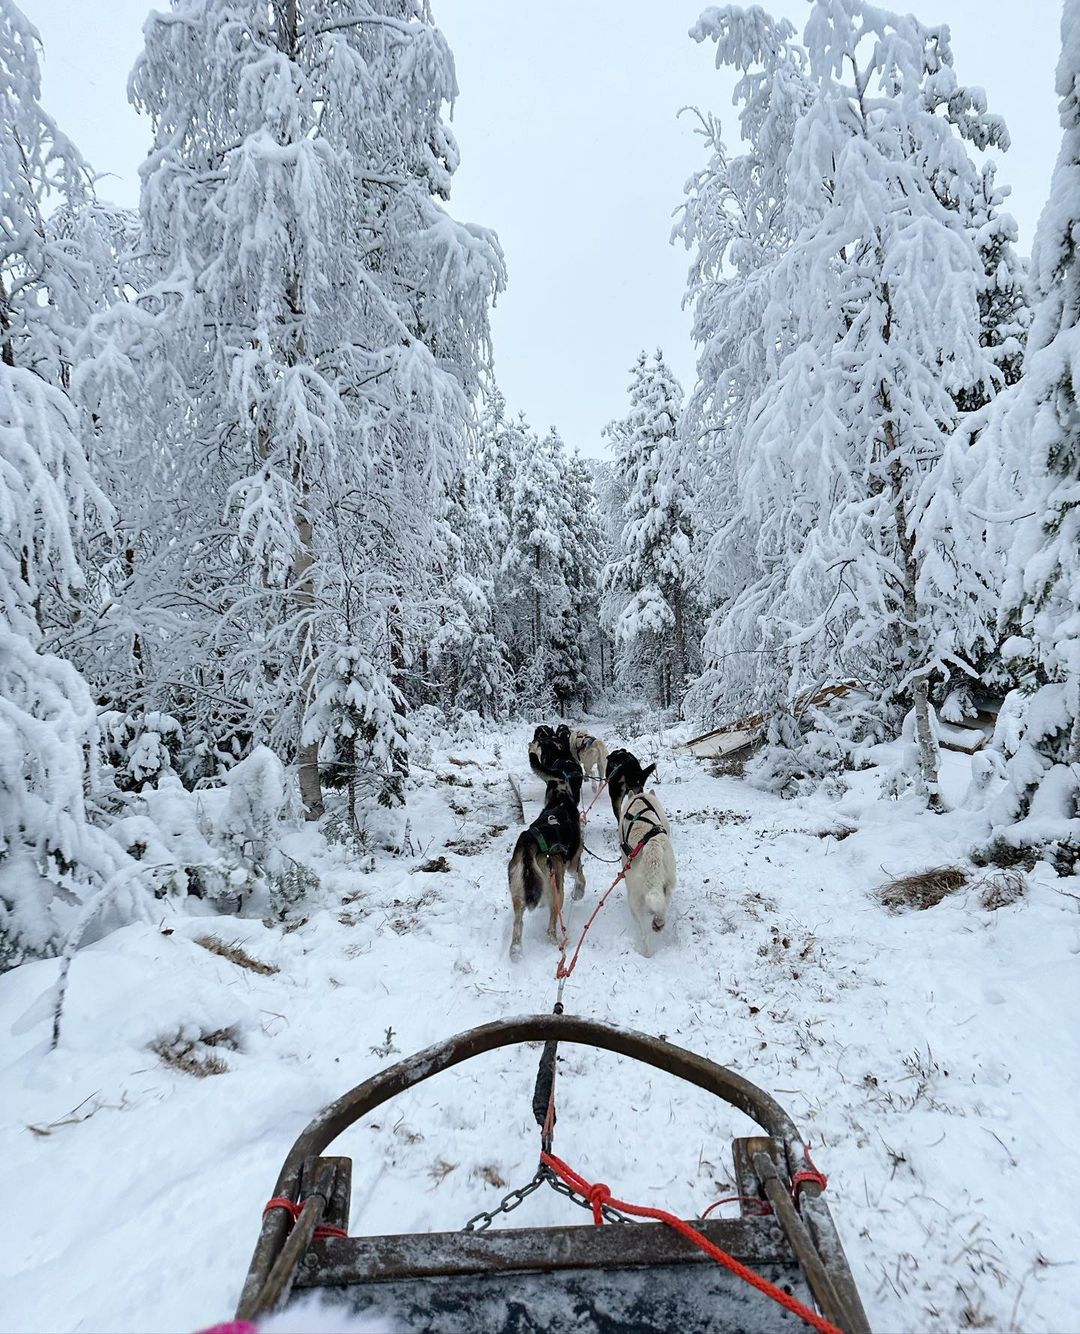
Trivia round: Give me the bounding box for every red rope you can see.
[540,1152,844,1334]
[791,1144,829,1203]
[579,778,609,825]
[702,1145,827,1219]
[555,837,649,980]
[263,1196,348,1241]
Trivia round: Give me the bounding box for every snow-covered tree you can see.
[918,165,1031,725]
[497,421,601,713]
[673,24,811,723]
[0,0,126,967]
[683,2,1011,805]
[501,420,563,704]
[451,434,515,717]
[305,645,408,823]
[98,710,183,793]
[958,164,1030,412]
[416,414,513,720]
[601,351,696,710]
[123,0,503,815]
[978,0,1080,871]
[591,456,626,694]
[473,385,519,642]
[550,443,602,712]
[0,0,91,376]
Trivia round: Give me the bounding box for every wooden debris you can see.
[684,682,858,759]
[195,934,279,975]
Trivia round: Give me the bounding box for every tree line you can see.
[2,0,1078,967]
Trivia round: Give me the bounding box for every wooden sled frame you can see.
[236,1014,872,1333]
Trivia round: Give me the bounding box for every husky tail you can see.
[510,833,545,909]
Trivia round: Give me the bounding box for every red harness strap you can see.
[555,836,649,980]
[540,1152,845,1334]
[579,777,609,825]
[263,1196,348,1241]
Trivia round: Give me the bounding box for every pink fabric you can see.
[196,1323,258,1334]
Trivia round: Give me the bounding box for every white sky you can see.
[22,0,1064,457]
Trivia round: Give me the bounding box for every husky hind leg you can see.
[508,834,546,961]
[546,858,565,945]
[568,841,586,901]
[508,854,525,961]
[625,870,655,957]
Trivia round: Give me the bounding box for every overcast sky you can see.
[22,0,1064,457]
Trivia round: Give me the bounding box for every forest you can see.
[1,2,1079,1332]
[3,0,1076,969]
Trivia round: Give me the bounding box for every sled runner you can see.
[235,1015,871,1333]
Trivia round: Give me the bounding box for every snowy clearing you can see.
[2,717,1078,1334]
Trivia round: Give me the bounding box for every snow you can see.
[2,716,1078,1333]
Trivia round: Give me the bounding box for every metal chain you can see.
[462,1161,632,1232]
[462,1167,548,1232]
[543,1163,632,1224]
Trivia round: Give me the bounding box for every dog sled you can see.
[235,1014,871,1333]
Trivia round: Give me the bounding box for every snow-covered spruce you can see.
[973,0,1080,872]
[601,351,699,713]
[0,0,129,968]
[682,2,1016,804]
[500,422,601,714]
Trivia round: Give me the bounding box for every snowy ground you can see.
[2,713,1079,1334]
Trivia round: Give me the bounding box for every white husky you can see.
[568,727,608,783]
[618,790,676,956]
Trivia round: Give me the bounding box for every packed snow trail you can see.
[2,715,1078,1333]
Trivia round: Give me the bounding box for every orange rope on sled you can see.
[539,1152,845,1334]
[262,1196,347,1241]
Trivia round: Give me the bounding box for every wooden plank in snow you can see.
[684,681,858,758]
[938,721,990,754]
[687,726,760,759]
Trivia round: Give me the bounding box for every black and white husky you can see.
[508,779,585,960]
[528,730,583,801]
[605,747,657,824]
[619,790,676,956]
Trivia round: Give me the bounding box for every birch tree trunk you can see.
[877,276,941,810]
[388,594,409,779]
[281,0,323,821]
[882,414,942,811]
[292,501,324,819]
[673,589,686,715]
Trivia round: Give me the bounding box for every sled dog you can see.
[556,725,608,783]
[508,779,585,960]
[605,747,657,824]
[619,790,676,956]
[528,730,583,801]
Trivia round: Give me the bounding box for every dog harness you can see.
[619,794,667,860]
[534,809,574,859]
